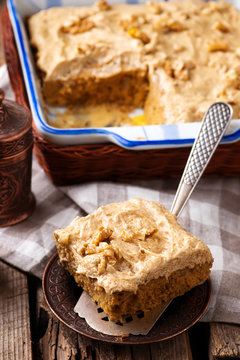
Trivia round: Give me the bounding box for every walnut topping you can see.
[216,89,237,105]
[120,14,147,31]
[98,256,107,275]
[173,44,185,53]
[96,0,111,11]
[58,232,70,244]
[60,17,95,35]
[202,1,230,16]
[225,68,240,89]
[133,14,147,26]
[236,48,240,57]
[213,21,230,33]
[75,225,117,275]
[173,66,189,81]
[85,243,97,255]
[216,89,227,99]
[143,33,158,54]
[97,244,118,275]
[77,47,85,54]
[208,41,229,52]
[163,59,194,81]
[77,43,97,55]
[93,226,112,245]
[225,69,238,81]
[154,17,186,32]
[128,27,150,44]
[146,1,162,14]
[163,59,174,77]
[201,7,212,17]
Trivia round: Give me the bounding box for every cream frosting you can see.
[54,198,213,294]
[29,3,146,80]
[29,0,240,126]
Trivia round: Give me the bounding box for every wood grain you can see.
[209,322,240,359]
[0,260,32,360]
[150,333,193,360]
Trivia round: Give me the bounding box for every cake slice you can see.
[53,198,213,322]
[28,3,149,108]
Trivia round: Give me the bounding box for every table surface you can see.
[0,0,240,358]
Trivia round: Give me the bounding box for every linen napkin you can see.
[0,64,240,324]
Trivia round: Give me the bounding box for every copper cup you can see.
[0,89,35,226]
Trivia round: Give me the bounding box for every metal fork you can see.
[171,102,232,217]
[159,102,232,318]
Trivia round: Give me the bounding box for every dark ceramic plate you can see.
[42,252,211,344]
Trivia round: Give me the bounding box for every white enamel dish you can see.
[7,0,240,149]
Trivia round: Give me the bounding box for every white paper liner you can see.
[74,291,170,336]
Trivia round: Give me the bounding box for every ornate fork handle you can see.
[171,102,232,217]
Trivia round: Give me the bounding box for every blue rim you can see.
[7,0,240,148]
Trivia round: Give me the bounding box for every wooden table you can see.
[0,1,240,358]
[1,260,240,360]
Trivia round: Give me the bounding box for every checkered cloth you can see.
[0,64,239,324]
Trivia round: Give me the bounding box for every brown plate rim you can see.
[42,252,211,344]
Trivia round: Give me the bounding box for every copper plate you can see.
[42,252,211,344]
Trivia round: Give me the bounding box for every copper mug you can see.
[0,89,35,226]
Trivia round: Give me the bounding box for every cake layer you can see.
[43,69,149,107]
[65,260,211,321]
[29,0,240,126]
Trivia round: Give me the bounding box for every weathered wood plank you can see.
[77,334,96,360]
[38,301,132,360]
[37,300,79,360]
[95,339,119,360]
[131,344,151,360]
[0,260,32,360]
[209,322,240,360]
[56,322,79,360]
[38,298,194,360]
[40,315,59,360]
[150,332,193,360]
[113,344,132,360]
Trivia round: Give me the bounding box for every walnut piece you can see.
[213,21,230,32]
[208,41,229,52]
[163,59,193,81]
[96,0,111,11]
[128,27,150,44]
[202,1,230,16]
[225,69,240,90]
[173,44,185,53]
[98,256,107,275]
[93,226,112,246]
[216,89,237,105]
[163,59,174,77]
[146,1,162,14]
[60,17,95,35]
[154,17,186,32]
[57,232,70,244]
[120,14,147,31]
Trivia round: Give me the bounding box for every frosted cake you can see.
[53,198,213,321]
[29,0,240,127]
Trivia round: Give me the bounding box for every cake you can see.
[28,0,240,127]
[53,198,213,321]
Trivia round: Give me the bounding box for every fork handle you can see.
[171,102,232,217]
